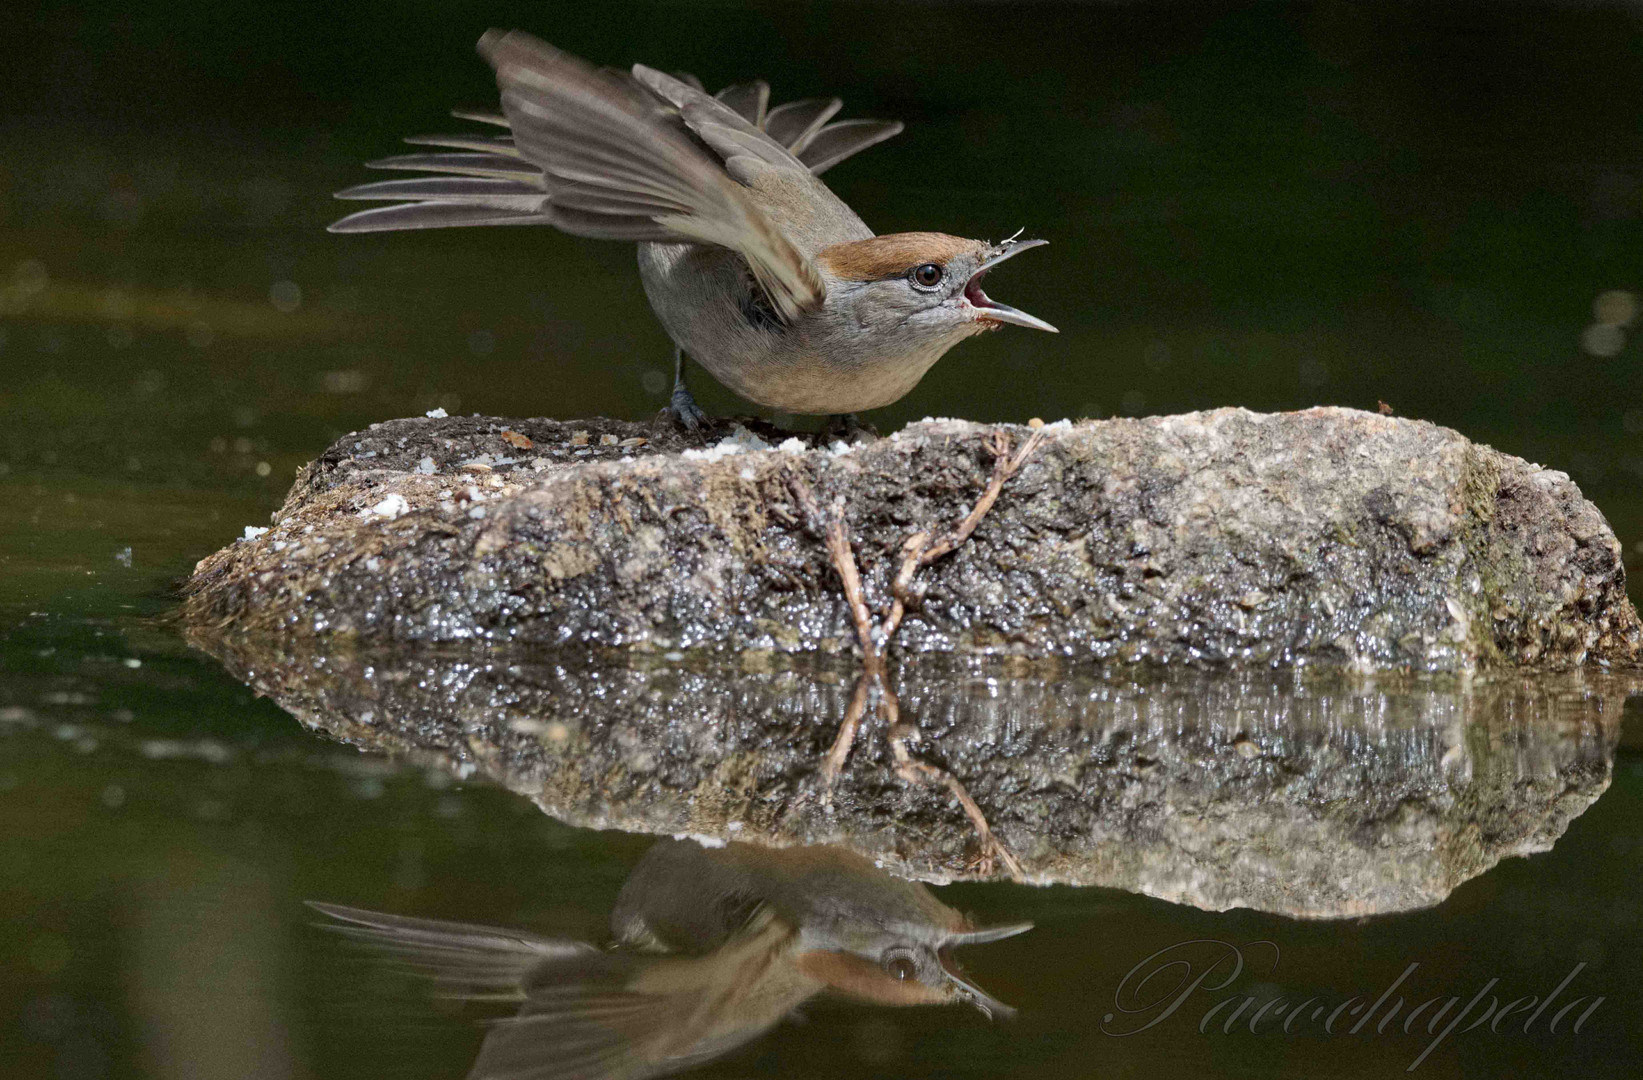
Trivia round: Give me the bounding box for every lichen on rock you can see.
[181,407,1641,670]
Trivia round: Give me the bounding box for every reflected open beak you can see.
[939,949,1020,1020]
[963,238,1057,333]
[950,921,1035,946]
[938,919,1032,1020]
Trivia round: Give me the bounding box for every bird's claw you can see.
[669,387,711,433]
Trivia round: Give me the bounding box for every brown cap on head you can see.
[817,232,980,281]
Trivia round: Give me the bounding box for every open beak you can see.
[949,921,1035,946]
[939,919,1032,1020]
[963,238,1057,333]
[939,949,1020,1020]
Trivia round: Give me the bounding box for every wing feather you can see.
[328,203,544,232]
[483,30,822,321]
[631,66,794,168]
[308,901,590,997]
[764,98,843,154]
[337,176,545,204]
[366,152,544,180]
[450,107,510,128]
[714,80,770,127]
[326,32,912,321]
[403,133,523,157]
[798,119,905,175]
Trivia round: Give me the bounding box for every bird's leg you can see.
[819,413,878,445]
[667,347,710,432]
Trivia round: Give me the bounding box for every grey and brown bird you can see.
[311,838,1030,1080]
[330,30,1056,429]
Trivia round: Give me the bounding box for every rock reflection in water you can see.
[314,838,1028,1080]
[194,632,1632,917]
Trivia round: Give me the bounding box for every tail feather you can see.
[366,152,544,181]
[404,133,523,157]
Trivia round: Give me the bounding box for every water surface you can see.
[5,3,1643,1078]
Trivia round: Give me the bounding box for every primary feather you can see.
[308,900,592,997]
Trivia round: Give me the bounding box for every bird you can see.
[329,30,1057,431]
[310,838,1031,1080]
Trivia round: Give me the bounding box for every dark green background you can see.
[3,3,1642,1079]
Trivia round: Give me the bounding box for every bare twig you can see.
[820,672,873,787]
[788,475,882,668]
[880,684,1025,882]
[786,428,1047,881]
[881,427,1047,642]
[824,504,881,668]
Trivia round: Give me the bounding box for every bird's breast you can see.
[636,242,960,414]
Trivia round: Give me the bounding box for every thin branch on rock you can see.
[788,476,882,671]
[825,502,882,670]
[788,428,1047,882]
[882,427,1047,642]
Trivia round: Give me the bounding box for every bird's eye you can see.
[883,952,918,981]
[909,263,944,289]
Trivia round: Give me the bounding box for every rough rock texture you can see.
[182,408,1641,670]
[187,634,1630,917]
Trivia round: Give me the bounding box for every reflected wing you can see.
[308,900,591,999]
[469,910,809,1080]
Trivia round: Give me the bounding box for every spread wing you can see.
[307,901,593,999]
[638,70,902,177]
[329,31,903,321]
[332,32,819,323]
[311,896,816,1080]
[469,909,806,1080]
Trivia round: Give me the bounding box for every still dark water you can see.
[4,3,1643,1078]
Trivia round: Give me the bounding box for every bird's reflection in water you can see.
[313,838,1030,1080]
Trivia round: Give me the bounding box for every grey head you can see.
[611,839,1033,1020]
[814,231,1058,348]
[793,908,1034,1020]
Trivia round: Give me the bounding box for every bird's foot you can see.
[667,383,712,433]
[819,413,878,445]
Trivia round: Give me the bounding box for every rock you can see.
[181,407,1641,670]
[184,634,1631,917]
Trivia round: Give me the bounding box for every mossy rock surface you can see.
[182,407,1641,670]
